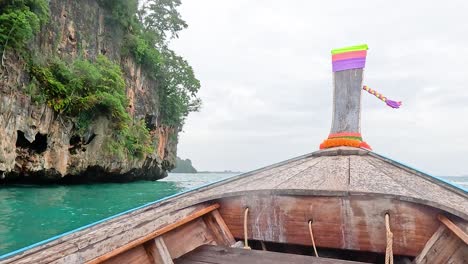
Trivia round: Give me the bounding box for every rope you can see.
[363,85,387,102]
[243,208,251,250]
[308,220,319,257]
[362,85,402,109]
[385,214,393,264]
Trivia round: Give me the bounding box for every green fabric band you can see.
[331,44,368,55]
[329,136,363,141]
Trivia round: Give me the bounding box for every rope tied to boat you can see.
[308,220,319,257]
[385,213,394,264]
[243,207,251,250]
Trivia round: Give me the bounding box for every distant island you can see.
[171,157,242,174]
[171,157,197,173]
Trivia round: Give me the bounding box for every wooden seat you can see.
[174,245,367,264]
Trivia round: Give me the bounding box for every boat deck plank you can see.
[350,155,468,215]
[276,155,349,191]
[174,245,367,264]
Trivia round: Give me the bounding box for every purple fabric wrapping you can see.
[332,57,366,72]
[385,99,402,109]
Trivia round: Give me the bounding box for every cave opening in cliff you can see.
[69,135,81,146]
[69,135,81,155]
[145,114,157,131]
[16,131,47,154]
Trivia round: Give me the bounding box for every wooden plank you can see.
[368,151,468,200]
[234,157,324,192]
[413,226,465,263]
[143,240,162,264]
[154,237,174,264]
[142,238,174,264]
[163,217,217,259]
[174,245,367,264]
[312,147,369,157]
[2,204,208,264]
[218,195,441,256]
[203,210,236,246]
[446,243,468,264]
[101,245,152,264]
[413,225,446,263]
[86,204,220,264]
[438,215,468,244]
[330,68,363,134]
[276,156,349,191]
[352,156,468,220]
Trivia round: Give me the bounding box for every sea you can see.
[0,173,466,256]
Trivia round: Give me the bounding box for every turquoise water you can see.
[0,173,236,255]
[0,173,465,256]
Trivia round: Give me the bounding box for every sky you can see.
[170,0,468,176]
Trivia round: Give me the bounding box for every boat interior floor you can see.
[174,245,368,264]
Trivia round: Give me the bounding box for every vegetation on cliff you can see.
[0,0,200,160]
[100,0,201,126]
[0,0,48,59]
[172,157,197,173]
[28,55,152,158]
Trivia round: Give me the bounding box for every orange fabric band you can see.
[319,138,372,150]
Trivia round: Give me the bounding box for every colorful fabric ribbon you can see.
[320,132,372,150]
[363,85,402,109]
[331,44,368,72]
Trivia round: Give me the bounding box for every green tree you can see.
[0,0,49,62]
[141,0,187,45]
[119,0,201,127]
[97,0,139,29]
[159,48,201,126]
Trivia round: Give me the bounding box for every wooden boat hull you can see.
[218,194,451,256]
[1,148,467,264]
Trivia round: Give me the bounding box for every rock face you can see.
[0,0,178,183]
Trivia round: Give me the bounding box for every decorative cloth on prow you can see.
[321,132,372,150]
[321,44,371,150]
[331,44,368,72]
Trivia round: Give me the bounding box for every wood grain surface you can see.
[174,245,367,264]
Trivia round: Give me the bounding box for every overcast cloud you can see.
[170,0,468,175]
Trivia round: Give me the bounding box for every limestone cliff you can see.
[0,0,180,182]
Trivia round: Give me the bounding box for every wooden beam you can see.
[413,223,466,264]
[143,237,173,264]
[174,245,368,264]
[87,204,220,264]
[101,246,153,264]
[154,237,173,264]
[163,217,217,259]
[413,225,446,263]
[438,215,468,244]
[144,240,161,264]
[330,68,363,135]
[203,209,236,246]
